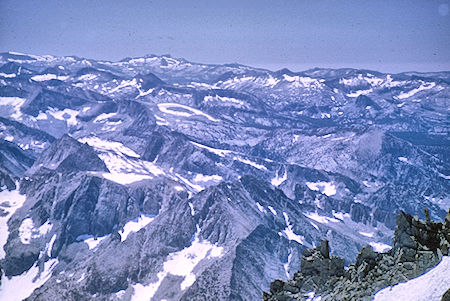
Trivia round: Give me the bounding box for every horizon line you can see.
[2,50,450,75]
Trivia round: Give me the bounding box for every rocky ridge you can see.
[264,209,450,301]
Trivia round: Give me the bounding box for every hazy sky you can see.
[1,0,449,73]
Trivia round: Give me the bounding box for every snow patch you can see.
[398,157,408,163]
[284,252,293,278]
[271,170,287,187]
[396,82,435,99]
[31,74,68,81]
[305,212,339,224]
[191,142,231,157]
[0,259,58,301]
[102,173,153,185]
[282,212,305,245]
[79,136,140,158]
[120,214,155,242]
[36,112,48,120]
[305,291,322,301]
[331,211,350,220]
[19,218,52,244]
[154,114,169,126]
[78,74,97,81]
[0,97,26,119]
[174,185,184,191]
[256,202,266,213]
[76,234,108,250]
[0,185,27,258]
[84,236,108,249]
[369,242,391,253]
[204,95,244,106]
[282,75,323,88]
[176,174,204,192]
[234,156,267,170]
[310,222,319,230]
[93,112,118,123]
[306,182,336,196]
[47,108,79,126]
[346,88,373,97]
[108,78,139,94]
[268,206,277,216]
[359,231,374,238]
[101,152,164,177]
[157,103,219,122]
[0,73,16,78]
[76,273,86,283]
[373,256,450,301]
[47,234,57,257]
[193,174,223,183]
[264,75,280,87]
[188,203,195,215]
[131,227,223,300]
[136,87,155,98]
[80,136,165,185]
[115,290,127,299]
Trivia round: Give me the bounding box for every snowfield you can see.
[157,102,219,122]
[131,226,223,300]
[0,259,59,301]
[373,256,450,301]
[31,74,68,81]
[0,186,27,258]
[305,182,336,196]
[282,212,306,245]
[120,214,155,242]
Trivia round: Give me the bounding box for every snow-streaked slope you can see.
[76,234,109,250]
[373,256,450,301]
[18,218,52,244]
[0,259,58,301]
[78,136,140,158]
[0,97,26,119]
[79,135,167,185]
[131,226,223,300]
[0,184,27,258]
[282,212,306,245]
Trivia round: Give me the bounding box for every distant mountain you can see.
[0,51,448,300]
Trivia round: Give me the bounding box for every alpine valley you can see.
[0,51,448,301]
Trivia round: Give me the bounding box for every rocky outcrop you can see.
[0,140,35,178]
[28,134,108,174]
[0,166,16,192]
[264,209,450,301]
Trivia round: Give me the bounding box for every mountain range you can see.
[0,51,448,300]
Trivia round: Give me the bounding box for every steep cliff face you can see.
[264,210,450,301]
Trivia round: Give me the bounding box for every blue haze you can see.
[0,0,449,73]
